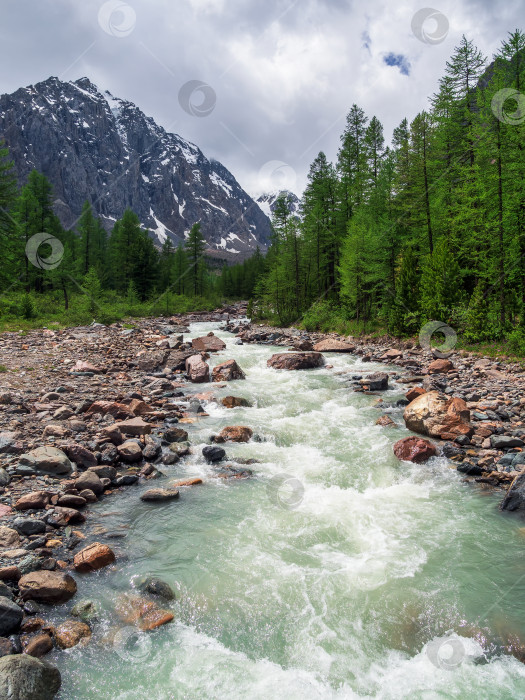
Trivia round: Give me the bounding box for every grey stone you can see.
[0,597,23,636]
[0,654,61,699]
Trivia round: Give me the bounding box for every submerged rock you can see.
[140,488,180,502]
[54,620,91,649]
[137,576,175,601]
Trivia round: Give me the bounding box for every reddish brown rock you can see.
[221,396,250,408]
[117,441,143,463]
[24,633,53,658]
[50,506,85,526]
[112,417,152,436]
[428,358,454,374]
[56,494,87,509]
[393,436,437,463]
[267,352,325,370]
[381,348,403,360]
[405,387,426,403]
[0,505,13,519]
[212,359,246,382]
[376,415,395,427]
[214,426,253,443]
[54,620,91,649]
[87,401,133,419]
[191,334,226,352]
[19,571,77,604]
[128,399,154,416]
[64,444,97,469]
[313,339,355,352]
[185,355,210,383]
[0,566,21,581]
[73,360,104,374]
[170,478,203,488]
[73,542,115,573]
[14,492,52,511]
[403,391,472,439]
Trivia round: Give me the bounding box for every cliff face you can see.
[0,76,272,259]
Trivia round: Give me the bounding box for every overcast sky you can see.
[2,0,523,196]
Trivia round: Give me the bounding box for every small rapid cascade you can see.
[56,322,525,699]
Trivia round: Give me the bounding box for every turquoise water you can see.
[52,322,525,699]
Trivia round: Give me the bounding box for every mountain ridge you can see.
[0,76,272,259]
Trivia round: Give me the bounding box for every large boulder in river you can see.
[186,354,210,383]
[393,436,437,463]
[500,473,525,512]
[313,339,355,352]
[0,654,61,699]
[18,571,77,604]
[267,352,324,370]
[17,447,72,477]
[191,333,226,352]
[403,392,472,440]
[212,359,246,382]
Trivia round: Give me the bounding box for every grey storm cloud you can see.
[1,0,523,195]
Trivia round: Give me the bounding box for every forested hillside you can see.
[0,162,263,325]
[255,32,525,351]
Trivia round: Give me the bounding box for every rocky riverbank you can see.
[1,306,525,696]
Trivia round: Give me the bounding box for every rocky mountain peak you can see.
[0,77,272,259]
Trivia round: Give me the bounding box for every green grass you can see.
[0,365,7,373]
[0,291,222,333]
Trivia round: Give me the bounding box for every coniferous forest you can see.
[0,32,524,356]
[255,31,525,353]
